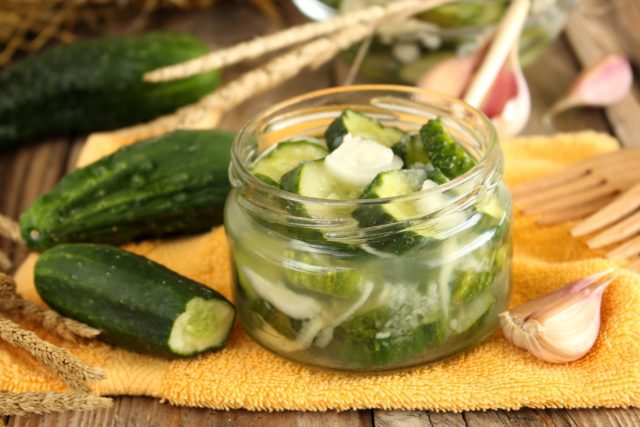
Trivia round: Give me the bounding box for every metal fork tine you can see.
[521,183,617,215]
[572,182,640,237]
[587,210,640,249]
[516,173,604,208]
[535,195,616,225]
[607,236,640,259]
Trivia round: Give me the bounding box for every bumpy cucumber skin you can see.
[20,129,233,251]
[333,311,447,368]
[35,244,235,358]
[420,118,476,179]
[0,32,219,148]
[352,170,430,254]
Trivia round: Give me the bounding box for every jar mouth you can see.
[231,85,499,212]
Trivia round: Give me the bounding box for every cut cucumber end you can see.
[168,297,235,356]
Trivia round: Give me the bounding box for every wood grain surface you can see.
[1,0,639,425]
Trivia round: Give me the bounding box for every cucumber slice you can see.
[325,109,406,151]
[325,134,403,189]
[251,140,328,185]
[419,118,476,179]
[283,250,363,299]
[448,291,495,334]
[331,282,446,367]
[392,134,430,167]
[425,166,450,185]
[352,169,428,254]
[281,159,357,218]
[419,1,506,28]
[450,271,493,304]
[168,297,235,356]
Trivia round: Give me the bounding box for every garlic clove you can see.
[418,48,530,137]
[417,54,477,98]
[486,48,530,137]
[417,0,531,137]
[500,270,616,364]
[547,54,633,117]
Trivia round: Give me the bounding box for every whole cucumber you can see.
[0,32,219,148]
[35,244,236,358]
[20,129,233,251]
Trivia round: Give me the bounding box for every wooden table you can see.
[1,0,639,425]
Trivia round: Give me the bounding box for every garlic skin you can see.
[418,50,530,137]
[499,270,616,363]
[548,54,633,117]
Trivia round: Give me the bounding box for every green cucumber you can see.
[35,244,235,358]
[392,134,430,167]
[282,250,363,299]
[280,159,357,217]
[352,169,429,253]
[419,1,507,28]
[251,140,328,185]
[451,271,493,304]
[324,109,406,151]
[426,166,450,185]
[420,117,476,179]
[448,292,496,334]
[0,32,219,149]
[20,129,234,251]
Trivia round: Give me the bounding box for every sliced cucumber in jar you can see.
[325,109,406,151]
[280,159,358,218]
[450,270,494,304]
[282,250,363,299]
[392,134,430,167]
[251,140,328,185]
[420,117,476,179]
[448,291,496,334]
[425,166,450,185]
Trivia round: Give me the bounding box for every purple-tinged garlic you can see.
[548,54,633,117]
[500,270,617,364]
[417,0,531,137]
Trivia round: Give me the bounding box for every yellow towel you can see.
[4,131,640,411]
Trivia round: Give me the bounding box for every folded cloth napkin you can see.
[4,131,639,411]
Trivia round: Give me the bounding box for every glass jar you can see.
[293,0,578,83]
[226,86,512,371]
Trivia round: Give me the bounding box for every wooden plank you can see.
[374,410,466,426]
[564,1,640,147]
[0,138,71,268]
[543,407,640,427]
[522,36,610,135]
[8,397,370,427]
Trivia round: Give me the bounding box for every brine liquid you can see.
[225,188,512,371]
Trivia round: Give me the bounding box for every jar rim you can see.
[231,84,500,209]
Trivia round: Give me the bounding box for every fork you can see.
[571,181,640,258]
[512,148,640,260]
[512,149,640,224]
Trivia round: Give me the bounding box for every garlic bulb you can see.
[499,270,616,363]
